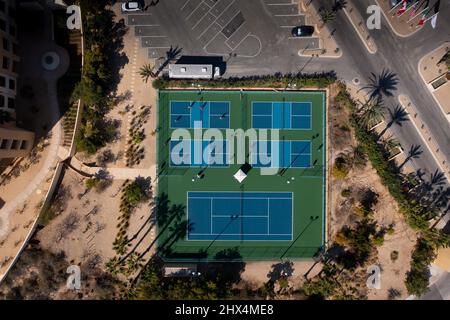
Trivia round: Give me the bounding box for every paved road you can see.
[120,0,450,224]
[419,271,450,300]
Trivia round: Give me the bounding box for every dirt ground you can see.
[37,169,154,277]
[327,83,417,300]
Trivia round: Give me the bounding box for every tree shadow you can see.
[156,45,183,75]
[398,144,422,171]
[267,261,294,282]
[361,69,399,101]
[379,105,409,138]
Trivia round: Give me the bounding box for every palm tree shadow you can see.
[379,105,409,138]
[156,45,183,75]
[398,144,423,171]
[360,69,399,101]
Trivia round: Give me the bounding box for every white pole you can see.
[389,0,406,13]
[407,5,429,22]
[398,0,421,17]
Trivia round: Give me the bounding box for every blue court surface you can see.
[252,101,311,129]
[170,100,230,128]
[170,139,229,167]
[187,192,293,241]
[250,140,311,168]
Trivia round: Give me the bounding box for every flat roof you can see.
[169,64,213,79]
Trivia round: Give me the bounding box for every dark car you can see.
[291,26,315,37]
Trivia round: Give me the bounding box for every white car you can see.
[121,1,144,12]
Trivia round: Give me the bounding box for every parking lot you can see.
[118,0,323,74]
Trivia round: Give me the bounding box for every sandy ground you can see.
[0,139,56,276]
[327,83,417,300]
[37,169,154,270]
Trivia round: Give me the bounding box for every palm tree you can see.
[383,137,400,155]
[360,69,399,101]
[0,110,12,124]
[139,63,156,83]
[359,98,385,129]
[378,105,409,138]
[398,144,422,171]
[319,9,336,27]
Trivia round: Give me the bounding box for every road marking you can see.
[196,0,235,39]
[274,14,301,17]
[185,0,204,20]
[181,0,191,10]
[226,28,249,50]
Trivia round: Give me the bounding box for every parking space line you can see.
[192,13,211,30]
[227,30,250,50]
[274,14,301,17]
[147,46,171,49]
[280,25,295,28]
[197,20,219,40]
[181,0,191,10]
[140,35,167,38]
[203,0,212,8]
[211,0,236,19]
[186,1,204,20]
[203,27,222,49]
[267,3,295,5]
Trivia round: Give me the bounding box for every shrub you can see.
[333,156,350,178]
[390,250,399,261]
[341,189,352,197]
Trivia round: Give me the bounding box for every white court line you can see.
[190,233,292,236]
[211,215,269,218]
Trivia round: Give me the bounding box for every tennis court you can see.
[170,100,230,128]
[251,101,312,129]
[250,140,312,168]
[157,89,327,261]
[187,192,293,241]
[170,139,229,167]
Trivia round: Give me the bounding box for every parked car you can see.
[121,1,144,12]
[291,25,315,37]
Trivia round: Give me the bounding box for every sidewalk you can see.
[418,42,450,120]
[375,0,425,38]
[68,154,156,181]
[298,0,341,58]
[343,0,377,54]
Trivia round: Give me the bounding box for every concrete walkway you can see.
[68,154,156,181]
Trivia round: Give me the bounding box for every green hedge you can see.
[153,72,336,90]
